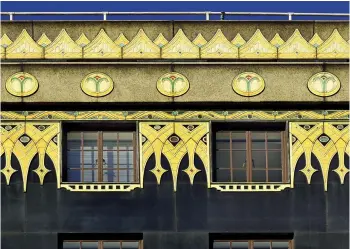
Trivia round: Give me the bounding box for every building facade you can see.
[1,18,349,249]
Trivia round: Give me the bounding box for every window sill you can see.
[60,183,141,192]
[210,183,291,192]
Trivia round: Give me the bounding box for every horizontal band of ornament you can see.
[210,183,291,192]
[1,28,348,60]
[60,183,141,192]
[1,110,349,121]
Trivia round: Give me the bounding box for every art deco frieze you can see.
[2,28,348,59]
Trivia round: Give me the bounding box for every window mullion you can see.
[246,131,252,182]
[265,132,268,183]
[282,130,287,183]
[98,131,103,182]
[229,132,233,182]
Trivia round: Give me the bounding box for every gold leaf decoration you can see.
[153,33,169,47]
[6,29,43,59]
[45,29,82,58]
[309,33,324,48]
[75,33,90,47]
[231,33,246,48]
[240,29,277,58]
[0,34,13,48]
[279,29,316,59]
[201,29,238,59]
[318,29,349,59]
[114,33,129,47]
[270,33,285,48]
[192,33,207,47]
[84,29,121,58]
[162,29,199,59]
[123,29,160,59]
[37,33,52,47]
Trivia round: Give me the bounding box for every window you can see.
[213,240,293,249]
[63,240,142,249]
[213,123,288,183]
[64,124,138,183]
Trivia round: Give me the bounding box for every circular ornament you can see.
[81,73,114,97]
[157,72,190,97]
[232,72,265,97]
[307,72,340,97]
[6,72,39,97]
[319,136,330,143]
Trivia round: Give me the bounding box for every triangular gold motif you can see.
[240,29,277,58]
[45,29,82,58]
[162,29,199,59]
[84,29,121,58]
[153,33,169,47]
[37,33,52,47]
[318,29,349,59]
[192,33,207,47]
[6,29,43,59]
[123,29,160,58]
[309,33,324,48]
[114,33,129,47]
[231,33,246,48]
[279,29,316,58]
[270,33,285,48]
[75,33,90,47]
[201,29,238,58]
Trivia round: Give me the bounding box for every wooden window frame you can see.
[213,239,294,249]
[213,123,288,184]
[63,240,143,249]
[65,129,138,184]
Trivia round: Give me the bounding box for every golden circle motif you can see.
[6,72,39,97]
[232,72,265,97]
[307,72,341,97]
[81,73,114,97]
[156,72,190,97]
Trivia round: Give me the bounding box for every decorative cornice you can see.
[1,28,348,60]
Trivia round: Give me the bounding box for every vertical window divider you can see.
[117,132,120,182]
[282,130,287,183]
[81,132,84,182]
[247,131,252,182]
[229,131,233,182]
[98,131,103,182]
[265,132,268,183]
[133,131,137,183]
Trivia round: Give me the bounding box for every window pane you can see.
[67,132,82,150]
[118,170,134,183]
[232,170,247,182]
[103,241,120,249]
[83,132,98,150]
[83,151,98,167]
[268,170,283,182]
[81,241,98,249]
[63,241,80,249]
[232,150,246,169]
[231,241,249,249]
[83,170,98,182]
[272,241,289,249]
[67,151,82,168]
[254,241,271,249]
[267,132,282,150]
[67,169,82,182]
[216,150,231,169]
[252,170,266,182]
[122,241,139,249]
[268,151,282,169]
[251,151,266,169]
[216,169,231,182]
[119,151,134,165]
[119,140,134,150]
[231,132,246,149]
[103,169,117,182]
[213,241,230,249]
[251,132,266,150]
[119,132,134,141]
[103,151,118,168]
[103,132,118,150]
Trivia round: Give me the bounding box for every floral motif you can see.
[5,72,39,97]
[81,73,114,97]
[308,72,341,97]
[156,72,190,97]
[232,72,265,97]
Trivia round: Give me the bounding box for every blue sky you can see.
[1,1,349,21]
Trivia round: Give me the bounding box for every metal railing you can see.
[0,11,349,21]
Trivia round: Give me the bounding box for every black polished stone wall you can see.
[1,168,349,249]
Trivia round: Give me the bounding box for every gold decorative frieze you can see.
[80,72,114,97]
[156,72,190,97]
[123,29,160,59]
[45,29,82,58]
[61,183,140,192]
[139,122,210,191]
[308,72,341,97]
[231,33,246,48]
[37,33,52,47]
[75,33,90,47]
[6,29,43,59]
[153,33,168,47]
[84,29,121,58]
[290,122,349,191]
[201,29,238,59]
[240,29,277,59]
[279,29,316,59]
[2,28,348,59]
[270,34,285,48]
[114,33,129,47]
[162,29,199,59]
[192,33,207,47]
[1,110,348,121]
[211,183,291,192]
[317,29,349,59]
[5,72,39,97]
[309,33,324,48]
[0,122,60,192]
